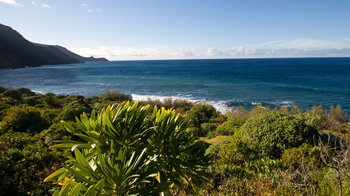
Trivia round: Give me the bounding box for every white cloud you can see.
[31,0,37,6]
[42,3,51,8]
[87,8,102,13]
[207,47,350,58]
[69,39,350,60]
[70,46,350,60]
[69,47,202,60]
[0,0,21,6]
[262,38,350,49]
[81,3,89,7]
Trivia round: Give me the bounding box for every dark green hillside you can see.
[0,24,108,69]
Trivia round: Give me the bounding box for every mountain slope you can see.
[0,24,108,69]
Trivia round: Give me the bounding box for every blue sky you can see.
[1,0,350,59]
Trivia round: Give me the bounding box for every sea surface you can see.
[1,58,350,113]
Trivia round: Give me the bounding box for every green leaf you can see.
[44,167,66,182]
[68,183,82,196]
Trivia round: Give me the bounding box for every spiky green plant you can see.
[45,101,210,195]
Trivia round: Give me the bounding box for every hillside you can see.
[0,24,108,69]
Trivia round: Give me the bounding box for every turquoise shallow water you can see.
[0,58,350,113]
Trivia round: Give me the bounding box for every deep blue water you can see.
[1,58,350,113]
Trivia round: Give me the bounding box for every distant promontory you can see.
[0,23,108,69]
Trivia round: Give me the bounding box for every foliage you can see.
[282,144,322,169]
[45,102,211,195]
[0,105,49,134]
[0,86,7,94]
[1,89,22,101]
[24,96,42,106]
[205,140,231,161]
[44,93,61,108]
[186,103,218,136]
[99,90,132,102]
[0,86,349,195]
[218,132,259,166]
[0,131,67,195]
[215,120,240,136]
[297,105,326,130]
[57,104,91,122]
[17,88,36,97]
[241,111,319,158]
[200,122,218,137]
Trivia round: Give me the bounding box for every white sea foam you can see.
[131,94,231,113]
[31,89,45,94]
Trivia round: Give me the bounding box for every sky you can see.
[1,0,350,60]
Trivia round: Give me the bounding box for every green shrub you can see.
[218,132,259,166]
[282,144,322,169]
[186,103,218,136]
[45,102,210,195]
[0,86,7,94]
[99,90,132,102]
[205,140,231,160]
[40,109,60,124]
[44,93,61,108]
[297,105,326,130]
[201,122,218,137]
[241,111,319,158]
[0,131,67,195]
[215,120,241,136]
[0,106,49,134]
[38,123,71,146]
[1,89,22,101]
[16,88,36,97]
[23,96,41,106]
[57,105,90,121]
[173,99,193,111]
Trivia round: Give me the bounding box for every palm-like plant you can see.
[45,102,210,195]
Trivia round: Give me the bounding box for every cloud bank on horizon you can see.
[70,38,350,60]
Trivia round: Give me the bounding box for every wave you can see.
[131,93,299,113]
[131,94,230,113]
[31,89,45,94]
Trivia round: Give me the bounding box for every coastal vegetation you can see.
[0,86,350,195]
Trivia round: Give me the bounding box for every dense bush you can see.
[17,88,36,96]
[99,89,132,102]
[215,120,241,136]
[201,122,218,137]
[23,96,41,106]
[0,105,49,134]
[205,140,231,160]
[186,103,218,136]
[241,112,319,158]
[0,131,67,195]
[44,93,61,108]
[1,89,22,101]
[281,144,322,169]
[297,105,326,130]
[0,86,7,94]
[218,132,259,166]
[57,104,90,121]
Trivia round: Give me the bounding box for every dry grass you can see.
[201,135,231,145]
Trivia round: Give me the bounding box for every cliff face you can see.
[0,24,108,69]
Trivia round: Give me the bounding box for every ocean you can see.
[1,58,350,113]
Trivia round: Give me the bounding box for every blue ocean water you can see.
[1,58,350,113]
